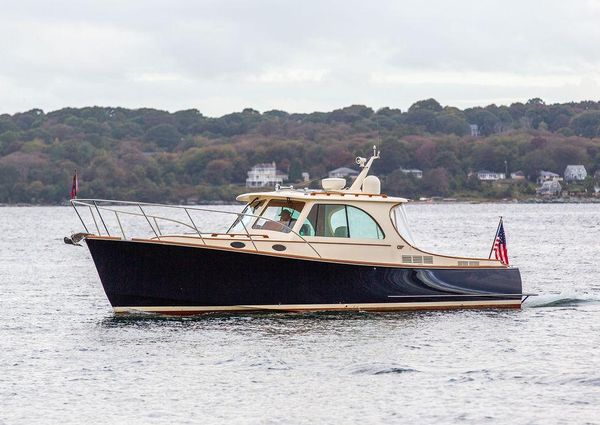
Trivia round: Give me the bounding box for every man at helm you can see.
[262,209,293,232]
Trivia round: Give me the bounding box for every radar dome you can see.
[321,178,346,191]
[362,175,381,194]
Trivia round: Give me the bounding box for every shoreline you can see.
[2,197,600,207]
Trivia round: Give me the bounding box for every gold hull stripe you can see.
[113,299,520,313]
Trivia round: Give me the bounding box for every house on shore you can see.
[564,165,587,182]
[246,162,288,187]
[328,167,359,179]
[469,124,480,137]
[475,170,505,181]
[400,168,423,179]
[510,171,525,180]
[537,180,562,196]
[537,170,561,184]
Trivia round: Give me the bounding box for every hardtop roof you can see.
[236,189,408,204]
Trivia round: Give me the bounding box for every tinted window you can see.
[301,204,383,239]
[323,204,348,237]
[347,206,384,239]
[299,205,318,236]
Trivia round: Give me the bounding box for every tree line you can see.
[1,98,600,204]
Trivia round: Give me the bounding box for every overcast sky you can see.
[1,0,599,116]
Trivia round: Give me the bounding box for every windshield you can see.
[228,199,264,234]
[391,204,415,245]
[252,199,305,233]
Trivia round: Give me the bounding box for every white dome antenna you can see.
[321,178,346,191]
[362,175,381,194]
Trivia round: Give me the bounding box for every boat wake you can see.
[523,292,600,308]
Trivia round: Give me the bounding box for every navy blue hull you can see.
[85,238,523,312]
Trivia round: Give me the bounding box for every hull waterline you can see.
[85,238,523,315]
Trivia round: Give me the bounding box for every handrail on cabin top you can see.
[70,198,322,258]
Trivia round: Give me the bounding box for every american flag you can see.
[493,220,509,265]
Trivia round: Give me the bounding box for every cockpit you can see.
[228,199,304,234]
[228,197,390,241]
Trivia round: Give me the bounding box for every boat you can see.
[67,148,525,314]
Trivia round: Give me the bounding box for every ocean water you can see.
[0,204,599,424]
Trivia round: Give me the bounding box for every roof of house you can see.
[565,165,586,173]
[540,170,559,177]
[251,162,276,169]
[329,167,359,175]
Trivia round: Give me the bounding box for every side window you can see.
[299,204,318,236]
[346,206,384,239]
[324,205,348,237]
[301,204,384,239]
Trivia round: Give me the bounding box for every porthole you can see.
[272,244,286,251]
[230,241,246,248]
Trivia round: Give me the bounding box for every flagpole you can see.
[488,216,503,259]
[70,169,78,200]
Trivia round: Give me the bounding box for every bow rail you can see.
[70,198,322,258]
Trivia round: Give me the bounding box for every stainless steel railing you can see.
[70,198,322,258]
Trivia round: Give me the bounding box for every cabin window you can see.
[252,199,305,233]
[301,204,384,239]
[228,199,264,233]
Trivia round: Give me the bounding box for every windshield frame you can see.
[389,202,415,245]
[226,198,264,234]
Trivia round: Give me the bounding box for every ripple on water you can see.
[347,363,419,375]
[523,292,600,308]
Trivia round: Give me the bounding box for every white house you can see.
[564,165,587,182]
[476,170,505,181]
[469,124,480,137]
[400,168,423,179]
[510,171,525,180]
[537,170,561,184]
[328,167,359,179]
[537,180,562,196]
[246,162,288,187]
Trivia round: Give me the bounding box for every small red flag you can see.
[70,170,78,199]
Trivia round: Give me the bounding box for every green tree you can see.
[570,111,600,137]
[288,159,303,182]
[464,108,499,136]
[408,98,443,112]
[145,124,182,149]
[435,112,469,135]
[422,167,449,196]
[204,159,233,185]
[384,169,420,198]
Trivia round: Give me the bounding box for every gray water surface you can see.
[1,204,599,424]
